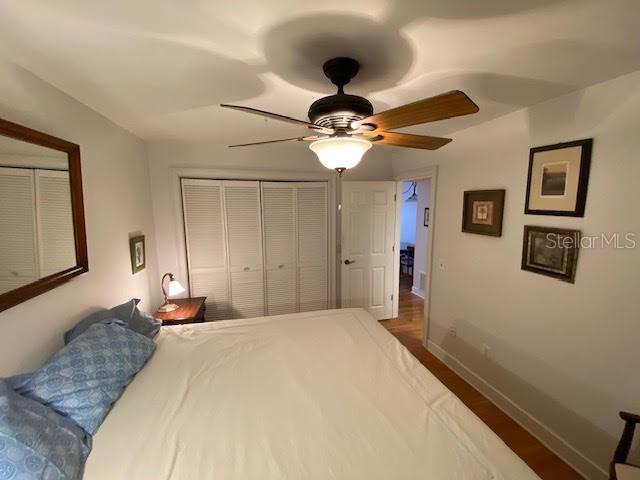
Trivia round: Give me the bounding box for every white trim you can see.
[0,154,68,171]
[0,166,35,177]
[410,286,425,299]
[391,166,438,345]
[393,165,437,181]
[391,182,402,317]
[169,167,337,309]
[427,341,607,480]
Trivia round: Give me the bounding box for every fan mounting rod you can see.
[308,57,372,130]
[323,57,360,94]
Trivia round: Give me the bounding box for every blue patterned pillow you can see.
[64,299,160,344]
[0,379,91,480]
[17,323,155,434]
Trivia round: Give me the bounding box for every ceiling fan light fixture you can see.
[309,136,372,172]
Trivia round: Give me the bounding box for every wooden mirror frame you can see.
[0,117,88,312]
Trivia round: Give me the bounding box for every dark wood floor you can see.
[380,277,583,480]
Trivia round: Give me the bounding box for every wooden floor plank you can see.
[380,277,584,480]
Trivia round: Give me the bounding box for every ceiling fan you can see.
[221,57,479,174]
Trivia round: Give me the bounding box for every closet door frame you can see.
[171,167,337,310]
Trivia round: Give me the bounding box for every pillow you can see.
[18,322,155,434]
[128,301,161,339]
[0,379,91,480]
[64,299,160,344]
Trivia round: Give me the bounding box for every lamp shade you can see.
[167,278,185,297]
[309,137,372,171]
[158,273,186,313]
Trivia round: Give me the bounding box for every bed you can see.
[84,308,540,479]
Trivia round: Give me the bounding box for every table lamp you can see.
[158,272,186,312]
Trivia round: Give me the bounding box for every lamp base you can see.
[157,302,179,313]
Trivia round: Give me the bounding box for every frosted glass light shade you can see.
[167,279,185,297]
[309,137,372,171]
[158,272,186,313]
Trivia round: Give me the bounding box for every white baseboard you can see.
[426,340,607,480]
[410,286,425,299]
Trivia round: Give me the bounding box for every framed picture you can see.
[521,226,580,283]
[129,235,146,274]
[462,189,505,237]
[525,138,592,217]
[423,208,430,227]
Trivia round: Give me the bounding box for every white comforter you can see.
[84,308,539,479]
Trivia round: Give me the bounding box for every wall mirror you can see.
[0,117,87,312]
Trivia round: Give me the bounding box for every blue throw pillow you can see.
[17,323,155,434]
[128,300,161,339]
[64,299,160,344]
[0,379,91,480]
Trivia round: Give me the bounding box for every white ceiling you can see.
[1,0,639,146]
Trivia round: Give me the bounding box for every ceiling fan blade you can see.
[220,104,333,134]
[228,135,324,148]
[364,131,452,150]
[353,90,478,132]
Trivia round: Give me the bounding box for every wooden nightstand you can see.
[154,297,206,326]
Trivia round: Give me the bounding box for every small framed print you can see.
[462,189,505,237]
[521,226,580,283]
[129,235,146,274]
[525,139,592,217]
[424,208,430,227]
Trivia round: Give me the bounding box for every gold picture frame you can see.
[129,235,146,274]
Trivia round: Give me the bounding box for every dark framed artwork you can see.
[462,189,505,237]
[423,208,430,227]
[521,226,580,283]
[129,235,146,274]
[525,138,592,217]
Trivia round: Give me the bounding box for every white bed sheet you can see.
[84,308,540,480]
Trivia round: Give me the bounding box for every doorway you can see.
[395,178,431,339]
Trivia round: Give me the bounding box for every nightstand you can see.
[154,297,206,326]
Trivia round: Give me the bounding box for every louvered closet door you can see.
[36,170,76,277]
[223,181,265,319]
[0,167,38,293]
[261,183,297,315]
[182,179,230,320]
[297,183,328,312]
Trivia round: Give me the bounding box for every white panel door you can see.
[0,167,38,293]
[341,181,396,320]
[261,183,298,315]
[223,181,265,319]
[181,179,230,320]
[297,183,328,312]
[36,170,76,277]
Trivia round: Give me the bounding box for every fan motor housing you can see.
[308,94,373,130]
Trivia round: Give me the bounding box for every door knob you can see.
[344,259,355,265]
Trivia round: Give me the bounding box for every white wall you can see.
[392,70,640,479]
[412,179,430,296]
[400,181,417,246]
[0,60,158,376]
[147,140,394,299]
